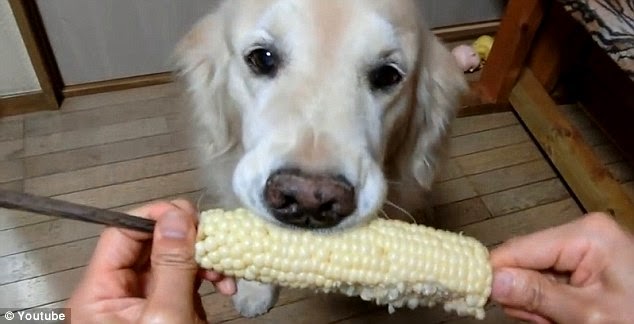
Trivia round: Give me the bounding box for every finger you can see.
[201,270,223,282]
[214,277,237,296]
[170,199,198,219]
[199,270,236,296]
[490,220,591,273]
[87,201,185,273]
[503,307,552,324]
[73,201,190,303]
[492,268,588,323]
[145,207,200,317]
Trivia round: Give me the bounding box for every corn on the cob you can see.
[195,209,492,319]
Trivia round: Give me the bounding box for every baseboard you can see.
[434,20,500,42]
[63,72,173,98]
[0,91,58,118]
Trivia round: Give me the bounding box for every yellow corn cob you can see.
[195,209,492,319]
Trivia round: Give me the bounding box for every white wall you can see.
[0,1,41,96]
[36,0,214,85]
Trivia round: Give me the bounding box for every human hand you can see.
[490,212,634,323]
[67,200,236,323]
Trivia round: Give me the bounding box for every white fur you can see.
[232,280,280,318]
[176,0,466,317]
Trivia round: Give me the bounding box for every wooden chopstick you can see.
[0,189,155,233]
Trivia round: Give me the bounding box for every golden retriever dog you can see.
[176,0,466,317]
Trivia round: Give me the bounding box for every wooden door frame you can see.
[0,0,63,117]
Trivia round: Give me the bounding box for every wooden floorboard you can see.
[0,237,98,284]
[224,294,372,324]
[0,84,589,323]
[0,160,24,183]
[24,131,191,178]
[467,160,556,196]
[0,180,23,192]
[449,125,529,157]
[336,303,514,324]
[455,141,541,175]
[59,82,180,112]
[23,116,174,156]
[0,209,52,231]
[432,177,478,206]
[459,199,582,247]
[0,219,103,257]
[434,198,491,229]
[0,139,23,161]
[0,119,23,142]
[25,149,199,197]
[204,289,315,323]
[24,96,183,137]
[451,112,518,137]
[481,178,569,217]
[435,159,464,182]
[0,267,86,310]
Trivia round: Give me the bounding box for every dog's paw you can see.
[232,279,280,318]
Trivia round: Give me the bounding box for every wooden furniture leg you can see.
[476,0,547,104]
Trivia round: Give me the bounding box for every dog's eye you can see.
[369,65,403,91]
[246,48,280,77]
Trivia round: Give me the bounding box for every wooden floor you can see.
[1,84,630,323]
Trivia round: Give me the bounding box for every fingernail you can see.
[491,270,514,300]
[159,211,188,239]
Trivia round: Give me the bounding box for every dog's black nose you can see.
[263,169,356,229]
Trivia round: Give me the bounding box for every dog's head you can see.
[176,0,466,231]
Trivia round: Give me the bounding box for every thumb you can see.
[492,268,587,323]
[144,210,201,323]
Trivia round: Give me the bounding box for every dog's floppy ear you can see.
[406,32,467,191]
[174,9,239,157]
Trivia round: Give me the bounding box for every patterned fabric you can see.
[558,0,634,80]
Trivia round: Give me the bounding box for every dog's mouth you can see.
[262,169,357,230]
